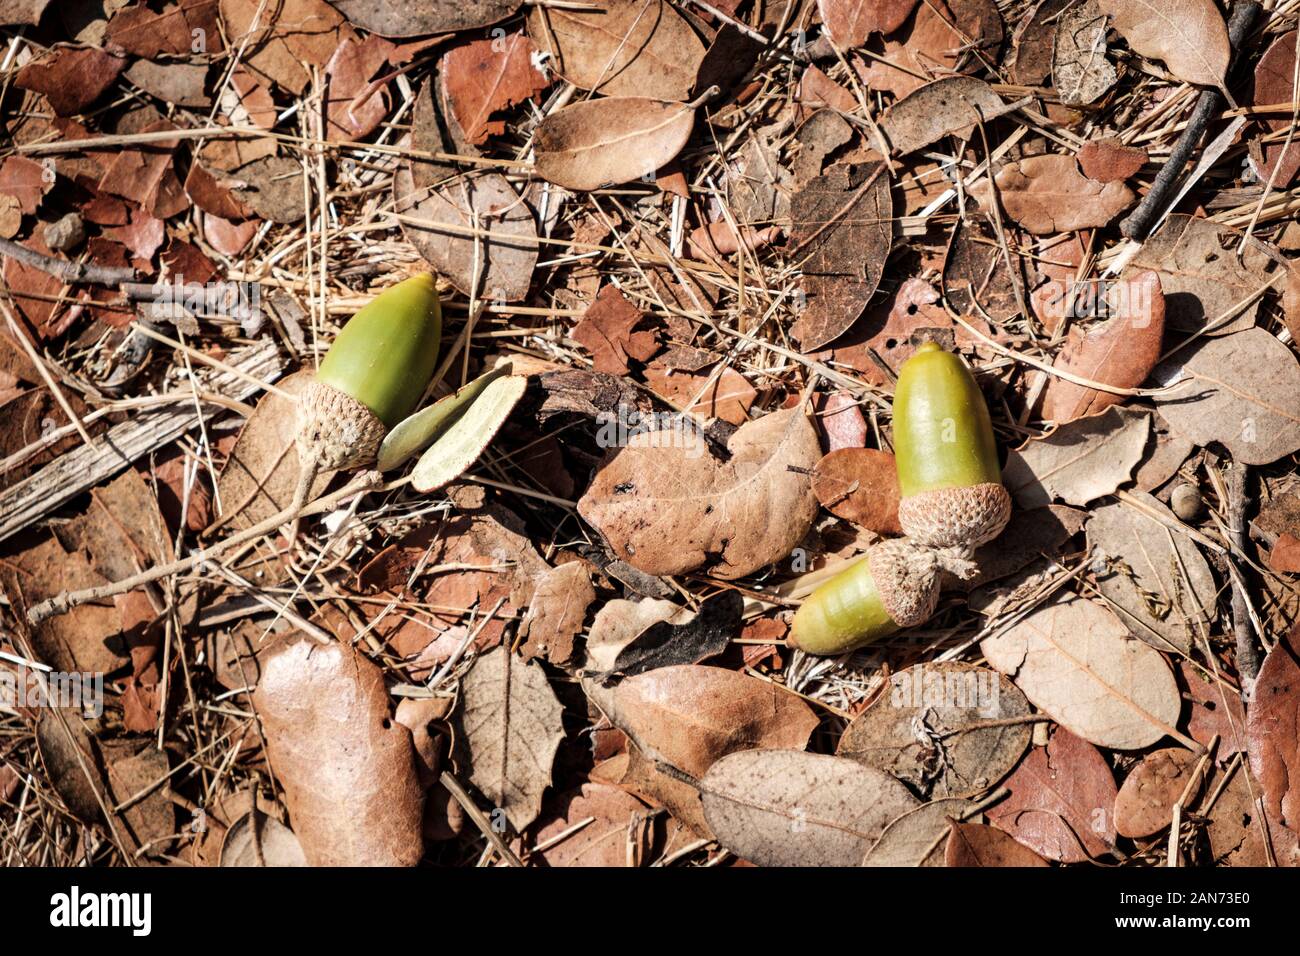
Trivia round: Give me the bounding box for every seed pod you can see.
[788,539,942,656]
[893,342,1011,552]
[297,273,443,474]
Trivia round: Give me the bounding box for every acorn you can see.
[787,539,947,655]
[293,273,442,513]
[893,341,1011,553]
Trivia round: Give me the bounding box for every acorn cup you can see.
[291,273,443,532]
[893,341,1011,554]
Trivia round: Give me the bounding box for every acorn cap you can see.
[297,377,388,473]
[869,538,942,628]
[896,482,1011,551]
[316,272,443,428]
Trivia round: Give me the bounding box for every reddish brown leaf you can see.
[1114,747,1203,838]
[0,156,52,214]
[984,154,1136,235]
[219,0,354,95]
[15,46,127,116]
[815,390,868,451]
[818,0,919,49]
[1252,31,1300,187]
[811,447,902,534]
[106,0,222,57]
[441,32,549,146]
[642,365,756,425]
[1076,136,1148,182]
[1247,643,1300,834]
[571,284,659,375]
[1180,661,1248,762]
[945,821,1050,866]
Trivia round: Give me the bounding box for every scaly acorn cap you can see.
[893,341,1010,550]
[297,273,442,474]
[788,539,942,656]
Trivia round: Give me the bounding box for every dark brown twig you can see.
[0,236,136,286]
[1227,461,1262,694]
[1119,2,1263,240]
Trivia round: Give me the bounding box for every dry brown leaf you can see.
[789,162,892,351]
[531,783,653,866]
[324,35,394,142]
[1085,491,1217,655]
[332,0,520,36]
[577,405,820,579]
[1077,137,1148,182]
[862,797,976,866]
[519,561,595,665]
[582,664,819,777]
[1007,0,1070,86]
[106,0,221,57]
[1053,0,1117,106]
[879,76,1009,156]
[583,598,682,674]
[982,154,1135,234]
[253,639,424,866]
[1002,405,1150,508]
[394,162,537,302]
[570,284,658,375]
[643,365,757,425]
[528,0,705,102]
[858,0,1003,97]
[15,46,127,116]
[818,0,919,49]
[124,60,209,108]
[1250,31,1300,187]
[945,821,1051,866]
[837,662,1032,798]
[0,0,51,26]
[231,156,307,224]
[1097,0,1229,92]
[1125,214,1276,336]
[534,97,695,192]
[455,646,565,831]
[440,32,549,146]
[220,811,308,867]
[1114,747,1203,838]
[1247,642,1300,834]
[986,726,1117,863]
[1040,271,1165,422]
[816,390,868,451]
[1181,662,1248,762]
[811,447,902,534]
[219,0,353,95]
[0,156,52,214]
[981,595,1182,751]
[700,749,919,866]
[1151,327,1300,466]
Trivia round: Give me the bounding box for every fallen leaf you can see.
[253,639,425,865]
[394,162,538,301]
[455,646,565,831]
[332,0,522,36]
[838,662,1032,797]
[957,504,1087,591]
[15,46,127,116]
[1151,327,1300,466]
[528,0,705,102]
[818,0,919,49]
[571,284,659,375]
[879,76,1009,156]
[378,365,515,472]
[519,561,595,665]
[811,447,902,534]
[589,590,743,681]
[1053,0,1117,106]
[531,783,653,866]
[106,0,221,57]
[1125,214,1277,336]
[1114,747,1203,838]
[231,156,307,224]
[859,0,1004,97]
[1247,642,1300,834]
[324,35,394,142]
[982,154,1135,234]
[124,60,209,107]
[700,749,919,866]
[981,595,1182,751]
[945,821,1050,866]
[816,390,868,451]
[687,221,782,259]
[1007,0,1071,86]
[942,212,1028,323]
[1003,405,1149,508]
[862,797,976,866]
[584,597,682,674]
[1181,662,1248,762]
[0,0,51,26]
[1085,490,1217,654]
[1077,137,1148,182]
[410,374,528,492]
[534,97,696,192]
[1097,0,1229,92]
[578,405,821,579]
[440,32,549,145]
[0,156,53,214]
[220,810,308,867]
[1269,533,1300,573]
[1040,270,1165,422]
[1250,31,1300,187]
[789,161,892,351]
[219,0,352,95]
[582,664,819,777]
[103,742,176,853]
[643,365,757,425]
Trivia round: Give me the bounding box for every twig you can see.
[0,236,136,286]
[1119,2,1262,240]
[1227,461,1262,694]
[438,771,524,867]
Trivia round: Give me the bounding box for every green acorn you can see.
[893,341,1010,552]
[294,273,441,516]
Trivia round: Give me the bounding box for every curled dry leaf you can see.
[393,162,538,302]
[1125,214,1276,336]
[945,821,1050,866]
[454,646,565,831]
[578,405,821,579]
[527,0,705,103]
[571,284,659,376]
[1097,0,1229,92]
[700,749,920,866]
[253,640,425,866]
[534,97,695,192]
[1085,490,1217,655]
[589,590,743,681]
[818,0,920,49]
[789,162,892,352]
[982,154,1135,235]
[1114,747,1203,839]
[1053,0,1117,106]
[862,797,976,866]
[1151,328,1300,466]
[879,76,1009,156]
[987,726,1117,863]
[584,597,682,674]
[1040,271,1165,423]
[811,447,902,534]
[837,662,1032,798]
[1002,405,1150,508]
[220,811,308,867]
[1247,642,1300,834]
[980,595,1181,751]
[582,665,819,778]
